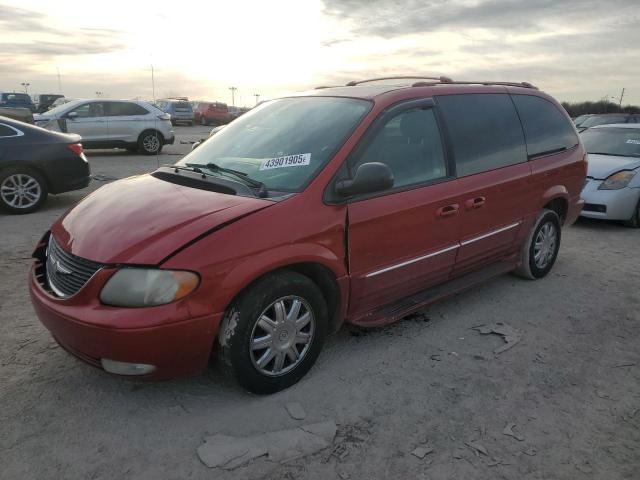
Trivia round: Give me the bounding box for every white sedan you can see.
[580,124,640,227]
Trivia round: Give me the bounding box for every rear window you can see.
[175,102,192,110]
[2,93,31,102]
[512,95,578,158]
[106,102,148,116]
[436,93,527,177]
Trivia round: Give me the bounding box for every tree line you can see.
[561,101,640,117]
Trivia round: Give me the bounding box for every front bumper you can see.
[580,179,640,220]
[164,133,175,145]
[29,263,221,380]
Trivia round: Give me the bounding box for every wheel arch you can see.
[0,161,53,192]
[540,185,569,224]
[219,259,347,335]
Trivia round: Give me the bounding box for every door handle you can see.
[465,196,486,210]
[436,204,459,218]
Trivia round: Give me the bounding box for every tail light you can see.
[157,113,171,121]
[67,143,84,156]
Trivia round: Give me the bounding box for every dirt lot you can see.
[1,126,639,479]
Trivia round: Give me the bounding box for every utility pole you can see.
[20,82,30,94]
[229,86,237,106]
[619,88,626,108]
[254,93,260,105]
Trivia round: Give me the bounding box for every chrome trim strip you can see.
[365,244,460,278]
[460,221,521,246]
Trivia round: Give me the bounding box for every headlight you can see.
[100,268,199,307]
[598,170,637,190]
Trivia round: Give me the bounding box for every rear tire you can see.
[138,130,163,155]
[622,199,640,228]
[514,209,561,280]
[218,271,328,394]
[0,166,48,214]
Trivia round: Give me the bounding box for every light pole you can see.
[20,82,30,94]
[254,93,260,105]
[95,91,103,98]
[229,86,237,106]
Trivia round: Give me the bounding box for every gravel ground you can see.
[1,126,639,479]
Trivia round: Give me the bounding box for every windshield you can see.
[581,128,640,157]
[41,100,82,117]
[176,96,371,193]
[580,115,627,128]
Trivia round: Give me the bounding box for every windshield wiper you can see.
[185,163,268,197]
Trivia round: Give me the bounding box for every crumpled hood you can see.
[51,174,273,264]
[587,154,640,179]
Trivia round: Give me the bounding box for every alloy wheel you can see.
[533,222,557,269]
[142,134,160,153]
[249,296,315,377]
[0,174,41,209]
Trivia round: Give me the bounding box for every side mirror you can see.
[66,111,78,119]
[335,162,394,197]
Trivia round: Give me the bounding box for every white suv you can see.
[33,99,175,154]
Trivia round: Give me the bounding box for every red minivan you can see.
[29,78,586,393]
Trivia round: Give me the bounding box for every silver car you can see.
[33,99,174,155]
[580,124,640,227]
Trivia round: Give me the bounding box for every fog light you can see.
[101,358,156,376]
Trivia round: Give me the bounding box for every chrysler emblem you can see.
[48,254,72,275]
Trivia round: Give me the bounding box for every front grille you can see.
[46,235,103,297]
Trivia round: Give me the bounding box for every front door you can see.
[64,101,108,143]
[344,101,460,318]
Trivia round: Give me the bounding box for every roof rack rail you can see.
[411,80,537,89]
[345,76,453,86]
[343,76,537,90]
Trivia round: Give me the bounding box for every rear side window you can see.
[512,95,578,158]
[106,102,148,116]
[436,94,526,177]
[351,107,447,188]
[0,124,19,137]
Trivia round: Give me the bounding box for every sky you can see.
[1,0,639,107]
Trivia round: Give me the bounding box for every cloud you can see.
[0,3,127,59]
[322,0,639,37]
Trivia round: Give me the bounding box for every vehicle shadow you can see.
[571,216,632,231]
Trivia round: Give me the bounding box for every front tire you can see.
[514,209,561,279]
[0,166,48,214]
[138,130,163,155]
[218,271,328,394]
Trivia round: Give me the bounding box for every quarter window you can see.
[351,107,447,188]
[0,124,18,137]
[436,94,527,177]
[512,95,578,158]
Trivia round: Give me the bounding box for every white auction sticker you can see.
[259,153,311,170]
[626,139,640,145]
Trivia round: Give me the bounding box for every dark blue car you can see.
[0,92,36,112]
